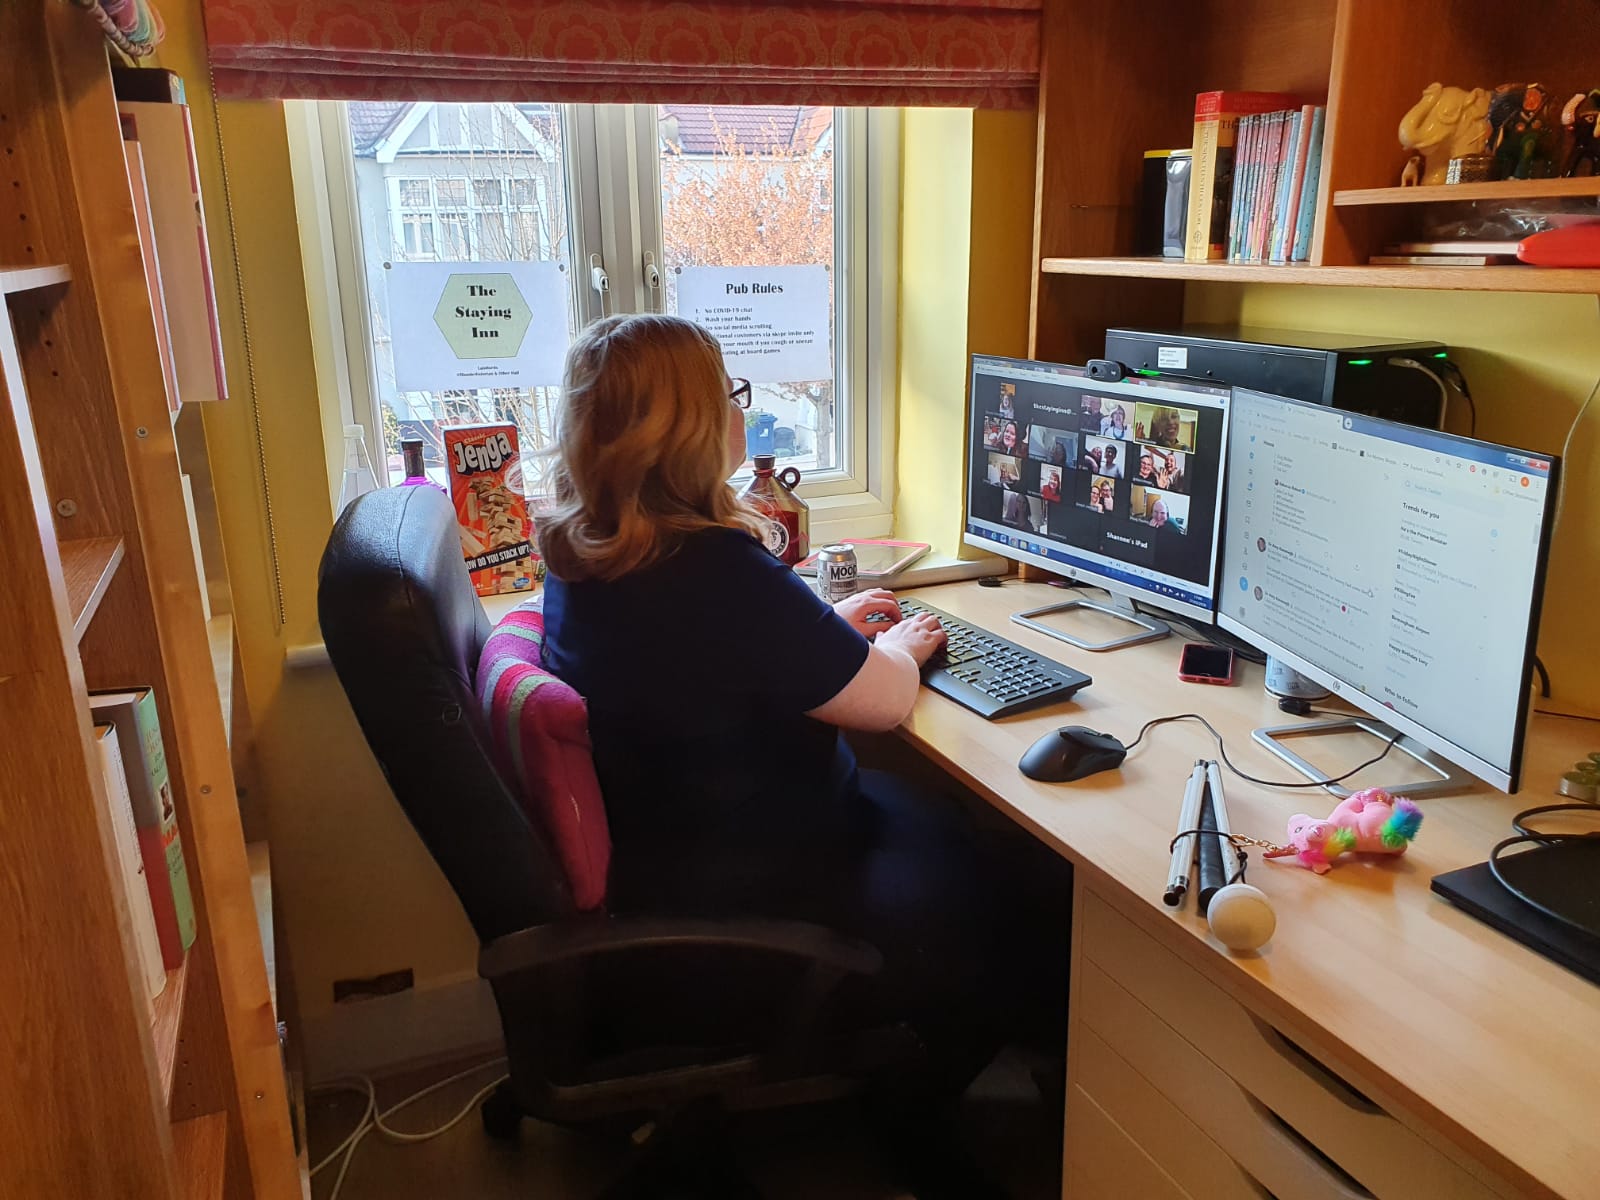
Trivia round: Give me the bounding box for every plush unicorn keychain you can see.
[1261,788,1423,874]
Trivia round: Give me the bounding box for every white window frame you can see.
[285,101,898,541]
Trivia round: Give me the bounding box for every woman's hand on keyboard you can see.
[832,587,901,637]
[876,610,946,667]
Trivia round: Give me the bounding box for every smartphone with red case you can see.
[1178,642,1236,685]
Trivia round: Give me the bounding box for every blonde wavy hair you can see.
[538,314,768,582]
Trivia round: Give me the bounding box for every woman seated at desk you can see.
[539,314,1063,1197]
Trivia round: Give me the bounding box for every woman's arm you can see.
[806,612,945,732]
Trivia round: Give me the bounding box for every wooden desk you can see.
[896,580,1598,1200]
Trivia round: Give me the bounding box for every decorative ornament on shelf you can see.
[1562,89,1600,178]
[1398,83,1491,186]
[1446,154,1495,184]
[1263,788,1423,875]
[1489,83,1562,180]
[71,0,164,59]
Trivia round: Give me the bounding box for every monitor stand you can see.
[1011,592,1169,652]
[1252,716,1469,797]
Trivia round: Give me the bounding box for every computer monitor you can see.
[1220,386,1558,793]
[964,355,1231,650]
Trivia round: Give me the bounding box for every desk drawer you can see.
[1065,1083,1192,1200]
[1083,961,1370,1200]
[1082,891,1505,1200]
[1072,1026,1270,1200]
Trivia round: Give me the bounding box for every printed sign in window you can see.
[676,264,831,385]
[388,261,569,391]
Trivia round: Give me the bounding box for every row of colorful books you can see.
[1226,105,1326,264]
[1185,92,1326,266]
[91,688,197,1012]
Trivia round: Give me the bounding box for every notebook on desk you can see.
[1432,841,1600,988]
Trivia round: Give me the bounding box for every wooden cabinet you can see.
[1030,0,1600,368]
[0,5,298,1198]
[1065,889,1519,1200]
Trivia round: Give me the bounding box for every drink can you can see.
[817,543,858,604]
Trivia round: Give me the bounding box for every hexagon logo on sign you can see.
[433,273,532,360]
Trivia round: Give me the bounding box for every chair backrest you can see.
[318,485,573,940]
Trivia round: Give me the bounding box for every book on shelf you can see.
[1273,107,1315,264]
[1290,107,1327,263]
[89,689,197,970]
[1225,103,1326,264]
[93,724,168,1007]
[1368,254,1512,266]
[116,97,228,406]
[1384,240,1523,256]
[119,118,180,414]
[1184,91,1298,263]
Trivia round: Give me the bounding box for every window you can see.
[297,101,897,536]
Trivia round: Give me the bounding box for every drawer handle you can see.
[1246,1094,1377,1200]
[1249,1015,1383,1115]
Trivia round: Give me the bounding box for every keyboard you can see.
[896,598,1092,720]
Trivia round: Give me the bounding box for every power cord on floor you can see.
[310,1058,510,1200]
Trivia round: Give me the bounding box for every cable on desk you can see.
[1488,804,1600,936]
[1122,712,1403,790]
[1533,655,1551,700]
[1132,603,1268,665]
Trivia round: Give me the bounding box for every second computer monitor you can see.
[1220,387,1558,792]
[965,355,1229,645]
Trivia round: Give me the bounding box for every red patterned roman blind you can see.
[201,0,1041,109]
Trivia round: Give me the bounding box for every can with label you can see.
[1264,656,1331,700]
[816,543,859,604]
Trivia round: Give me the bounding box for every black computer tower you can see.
[1104,325,1452,428]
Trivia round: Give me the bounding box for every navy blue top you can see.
[543,527,871,846]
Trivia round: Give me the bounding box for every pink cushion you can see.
[475,603,610,911]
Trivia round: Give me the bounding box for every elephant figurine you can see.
[1490,82,1562,179]
[1398,82,1491,185]
[1564,89,1600,177]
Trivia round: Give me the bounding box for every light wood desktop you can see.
[894,580,1598,1200]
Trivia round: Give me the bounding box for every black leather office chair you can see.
[317,485,917,1196]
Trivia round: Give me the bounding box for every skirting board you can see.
[302,974,502,1084]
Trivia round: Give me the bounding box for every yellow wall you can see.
[1188,285,1600,711]
[894,108,1038,551]
[156,3,481,1064]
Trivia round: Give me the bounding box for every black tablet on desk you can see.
[1432,840,1600,988]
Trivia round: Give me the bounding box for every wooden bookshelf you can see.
[1039,256,1600,294]
[61,536,125,639]
[171,1112,228,1200]
[151,959,190,1104]
[0,264,71,295]
[0,5,297,1198]
[207,614,234,745]
[1029,0,1600,368]
[1334,177,1600,207]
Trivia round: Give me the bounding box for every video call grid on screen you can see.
[1220,387,1558,790]
[965,356,1230,623]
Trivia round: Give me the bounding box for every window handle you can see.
[642,251,662,310]
[588,254,611,317]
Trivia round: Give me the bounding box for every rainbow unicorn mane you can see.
[1380,798,1423,850]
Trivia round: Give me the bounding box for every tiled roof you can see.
[660,105,829,156]
[348,101,410,155]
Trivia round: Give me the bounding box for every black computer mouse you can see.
[1019,726,1128,782]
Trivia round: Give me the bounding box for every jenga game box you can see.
[443,423,539,596]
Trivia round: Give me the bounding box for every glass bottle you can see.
[398,437,442,491]
[337,424,381,514]
[739,454,808,566]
